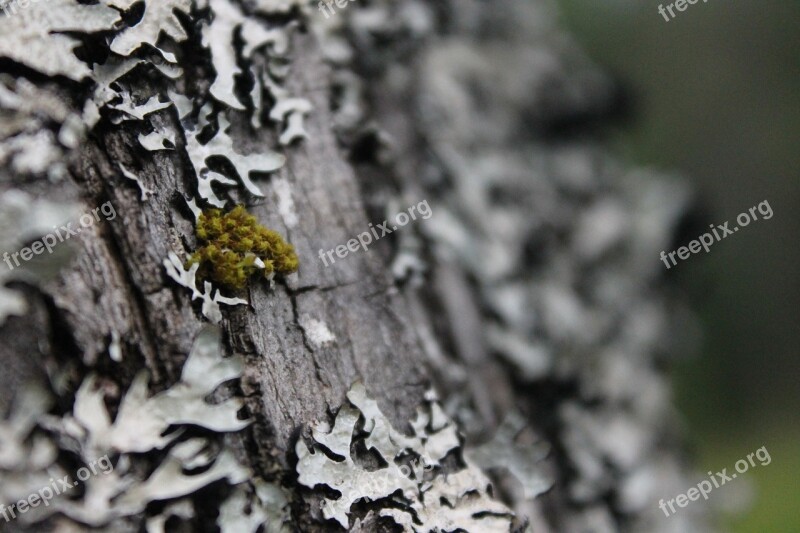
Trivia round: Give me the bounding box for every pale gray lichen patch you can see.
[203,0,288,110]
[119,164,155,201]
[296,396,417,528]
[254,0,310,16]
[138,128,177,151]
[109,93,173,125]
[47,326,249,456]
[296,382,514,530]
[0,76,78,141]
[0,190,81,324]
[114,441,248,514]
[263,74,313,145]
[0,76,85,180]
[379,468,515,533]
[297,315,336,348]
[24,327,258,527]
[199,0,313,142]
[194,165,238,208]
[85,57,144,126]
[0,0,120,80]
[145,499,194,533]
[164,91,237,206]
[271,175,300,228]
[182,113,286,202]
[0,130,64,176]
[0,384,57,473]
[464,413,552,501]
[163,251,248,323]
[218,481,293,533]
[0,385,65,525]
[108,0,193,59]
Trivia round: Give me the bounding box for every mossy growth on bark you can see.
[188,205,298,289]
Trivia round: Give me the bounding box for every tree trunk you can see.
[0,0,710,531]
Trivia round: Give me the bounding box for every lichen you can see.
[119,164,155,201]
[163,251,247,324]
[296,383,515,530]
[47,326,250,457]
[138,128,176,151]
[465,412,553,500]
[109,93,172,125]
[182,113,287,204]
[108,0,193,59]
[218,481,292,533]
[204,0,287,110]
[321,1,713,530]
[0,0,120,80]
[0,189,81,324]
[0,385,66,526]
[0,0,311,527]
[1,327,280,528]
[0,75,85,180]
[188,205,299,290]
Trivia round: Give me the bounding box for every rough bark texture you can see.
[0,1,711,532]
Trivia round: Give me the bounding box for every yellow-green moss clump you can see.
[188,205,299,289]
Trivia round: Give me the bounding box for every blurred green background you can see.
[554,0,800,530]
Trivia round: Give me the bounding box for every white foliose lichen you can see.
[181,113,286,203]
[145,499,194,533]
[0,75,85,180]
[109,93,173,125]
[203,0,286,110]
[119,164,155,201]
[0,385,62,513]
[254,0,309,15]
[163,251,248,323]
[0,0,120,80]
[49,326,249,457]
[107,0,193,59]
[1,327,289,529]
[200,0,312,144]
[138,128,177,151]
[261,71,313,145]
[0,0,313,327]
[218,480,293,533]
[81,57,143,128]
[0,190,82,324]
[464,412,553,500]
[379,468,516,533]
[296,382,517,530]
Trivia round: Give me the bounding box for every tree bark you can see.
[0,1,710,531]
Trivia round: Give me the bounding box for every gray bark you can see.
[0,0,710,531]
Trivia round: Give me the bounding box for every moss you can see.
[188,205,299,289]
